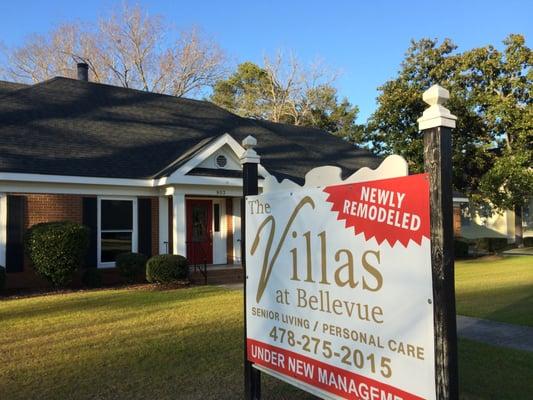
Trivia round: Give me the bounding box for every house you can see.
[452,194,533,243]
[0,64,380,289]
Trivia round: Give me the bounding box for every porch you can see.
[189,264,244,285]
[159,189,244,283]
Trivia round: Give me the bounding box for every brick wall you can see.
[453,205,461,237]
[25,194,83,228]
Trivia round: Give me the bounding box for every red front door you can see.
[186,199,213,264]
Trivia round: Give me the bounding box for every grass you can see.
[459,338,533,400]
[1,284,532,399]
[0,286,304,400]
[455,256,533,326]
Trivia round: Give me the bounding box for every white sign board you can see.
[246,173,435,400]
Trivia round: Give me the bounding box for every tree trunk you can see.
[514,205,524,248]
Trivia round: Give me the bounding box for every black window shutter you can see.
[82,197,98,268]
[6,195,26,273]
[138,198,152,258]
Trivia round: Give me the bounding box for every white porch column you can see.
[0,194,6,267]
[158,196,169,254]
[172,192,186,256]
[232,197,242,264]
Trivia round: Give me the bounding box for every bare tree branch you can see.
[2,3,226,98]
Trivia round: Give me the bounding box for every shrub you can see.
[81,268,102,288]
[0,266,5,292]
[523,237,533,247]
[146,254,188,284]
[454,239,470,258]
[116,252,148,283]
[25,221,89,287]
[474,238,490,252]
[491,238,510,252]
[475,237,510,253]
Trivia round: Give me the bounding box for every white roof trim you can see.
[160,174,263,187]
[0,172,154,187]
[0,170,264,189]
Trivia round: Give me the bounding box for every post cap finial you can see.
[242,135,257,150]
[417,84,457,130]
[423,84,450,106]
[240,135,260,164]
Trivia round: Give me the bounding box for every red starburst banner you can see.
[323,173,430,247]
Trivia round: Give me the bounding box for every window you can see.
[191,204,208,243]
[215,154,228,168]
[98,198,137,267]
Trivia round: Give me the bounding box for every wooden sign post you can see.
[240,135,262,400]
[418,85,459,400]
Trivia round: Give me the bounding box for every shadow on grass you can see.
[457,285,533,327]
[0,286,226,323]
[484,292,533,327]
[0,312,315,400]
[455,256,533,327]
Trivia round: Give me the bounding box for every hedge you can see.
[523,237,533,247]
[454,239,470,258]
[25,221,89,287]
[116,252,148,283]
[81,268,102,288]
[475,237,510,253]
[146,254,188,284]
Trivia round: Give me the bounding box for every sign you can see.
[245,173,435,400]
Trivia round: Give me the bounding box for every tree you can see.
[473,35,533,246]
[211,62,272,119]
[4,23,100,83]
[211,54,362,139]
[365,35,532,244]
[2,3,226,97]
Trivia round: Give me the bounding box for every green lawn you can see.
[459,338,533,400]
[0,287,305,400]
[1,284,532,399]
[455,256,533,326]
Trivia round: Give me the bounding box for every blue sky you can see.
[0,0,531,122]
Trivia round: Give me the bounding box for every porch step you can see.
[190,266,244,285]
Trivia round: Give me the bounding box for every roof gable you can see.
[178,133,244,175]
[197,144,241,171]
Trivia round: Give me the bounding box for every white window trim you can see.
[97,196,138,269]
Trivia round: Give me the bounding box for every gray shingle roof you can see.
[0,80,28,97]
[0,77,380,183]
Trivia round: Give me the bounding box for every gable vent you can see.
[215,154,228,168]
